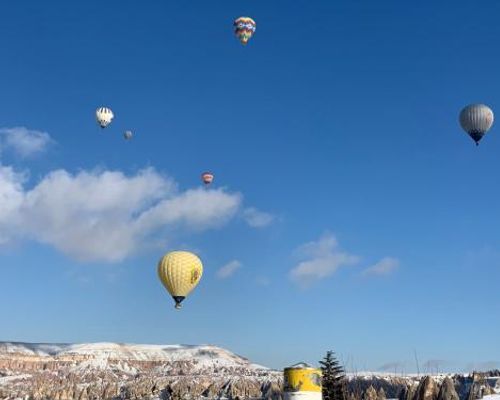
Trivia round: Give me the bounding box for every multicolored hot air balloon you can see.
[96,107,114,128]
[459,104,494,145]
[201,172,214,185]
[233,17,256,45]
[157,251,203,310]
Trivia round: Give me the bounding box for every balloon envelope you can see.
[459,104,494,145]
[157,251,203,309]
[96,107,114,128]
[201,172,214,185]
[124,130,133,140]
[234,17,256,45]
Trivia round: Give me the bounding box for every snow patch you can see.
[0,374,32,385]
[0,341,269,371]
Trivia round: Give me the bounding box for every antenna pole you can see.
[413,349,420,377]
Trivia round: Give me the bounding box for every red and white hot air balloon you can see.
[201,172,214,185]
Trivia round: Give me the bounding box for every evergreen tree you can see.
[320,350,347,400]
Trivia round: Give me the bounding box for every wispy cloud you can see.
[0,127,53,157]
[422,359,448,373]
[216,260,242,279]
[0,165,243,262]
[255,276,271,286]
[289,233,359,288]
[378,362,405,372]
[465,361,498,372]
[243,207,274,228]
[464,246,500,271]
[361,257,400,277]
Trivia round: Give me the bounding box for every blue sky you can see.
[0,0,499,372]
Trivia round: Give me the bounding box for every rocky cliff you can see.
[395,374,499,400]
[0,342,498,400]
[0,342,282,399]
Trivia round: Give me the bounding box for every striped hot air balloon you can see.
[233,17,256,45]
[459,104,494,145]
[201,172,214,185]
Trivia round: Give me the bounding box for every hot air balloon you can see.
[459,104,494,145]
[201,172,214,185]
[233,17,256,45]
[157,251,203,310]
[96,107,114,128]
[124,130,133,140]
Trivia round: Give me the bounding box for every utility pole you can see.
[413,349,420,377]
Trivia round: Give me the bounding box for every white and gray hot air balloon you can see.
[96,107,114,128]
[459,104,494,145]
[124,130,133,140]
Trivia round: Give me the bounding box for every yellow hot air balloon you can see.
[157,251,203,310]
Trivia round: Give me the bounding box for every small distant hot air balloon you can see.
[124,130,133,140]
[157,251,203,310]
[201,172,214,185]
[96,107,114,128]
[459,104,494,145]
[233,17,256,45]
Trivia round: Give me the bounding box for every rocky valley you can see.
[0,342,498,400]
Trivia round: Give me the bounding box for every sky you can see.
[0,0,499,373]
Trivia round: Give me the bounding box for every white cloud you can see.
[0,166,242,262]
[216,260,242,279]
[289,233,359,287]
[0,166,27,244]
[136,188,241,233]
[0,127,53,157]
[243,207,274,228]
[361,257,399,277]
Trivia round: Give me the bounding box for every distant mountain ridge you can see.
[0,341,282,399]
[0,341,268,369]
[0,341,499,400]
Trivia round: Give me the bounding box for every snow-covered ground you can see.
[0,374,31,384]
[347,372,498,380]
[346,371,453,381]
[0,341,280,398]
[0,341,269,371]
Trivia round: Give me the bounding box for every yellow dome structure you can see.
[284,362,322,400]
[157,251,203,310]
